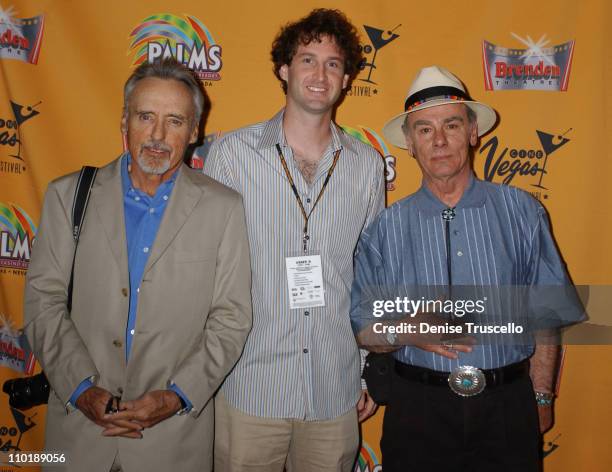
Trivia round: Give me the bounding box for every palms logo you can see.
[348,24,400,97]
[341,125,397,191]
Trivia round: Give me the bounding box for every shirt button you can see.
[112,340,122,348]
[163,195,169,201]
[121,288,128,297]
[130,329,135,335]
[457,251,464,257]
[453,230,460,236]
[137,287,140,293]
[304,311,310,316]
[134,196,140,201]
[303,348,309,354]
[149,208,155,213]
[306,198,311,203]
[143,247,149,253]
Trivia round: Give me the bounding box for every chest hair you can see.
[294,152,320,185]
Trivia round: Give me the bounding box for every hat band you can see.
[404,86,470,112]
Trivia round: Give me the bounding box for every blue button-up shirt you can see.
[70,153,190,408]
[350,176,582,371]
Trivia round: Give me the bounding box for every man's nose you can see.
[433,127,448,147]
[315,62,326,81]
[151,119,165,141]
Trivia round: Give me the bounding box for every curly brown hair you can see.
[271,9,364,93]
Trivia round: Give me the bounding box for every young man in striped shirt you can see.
[205,8,385,472]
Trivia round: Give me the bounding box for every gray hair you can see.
[465,104,477,124]
[402,103,478,132]
[123,58,204,124]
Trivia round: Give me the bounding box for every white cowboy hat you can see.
[382,65,497,149]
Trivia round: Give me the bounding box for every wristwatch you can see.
[386,331,397,346]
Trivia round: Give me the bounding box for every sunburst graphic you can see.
[510,33,556,66]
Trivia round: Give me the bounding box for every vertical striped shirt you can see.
[204,110,385,419]
[350,176,580,371]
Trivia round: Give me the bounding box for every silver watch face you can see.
[448,366,486,396]
[386,331,397,345]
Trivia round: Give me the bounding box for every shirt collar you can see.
[414,174,487,215]
[121,152,179,199]
[256,108,355,154]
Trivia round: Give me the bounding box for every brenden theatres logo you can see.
[480,128,571,200]
[0,4,44,64]
[0,202,36,272]
[482,33,574,91]
[348,23,400,97]
[354,441,382,472]
[342,125,397,191]
[128,13,222,84]
[0,313,35,375]
[0,100,41,174]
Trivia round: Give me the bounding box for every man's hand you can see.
[75,386,143,438]
[356,390,377,422]
[410,313,475,359]
[357,312,475,358]
[537,404,554,433]
[102,390,181,437]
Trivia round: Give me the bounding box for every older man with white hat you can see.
[349,66,582,471]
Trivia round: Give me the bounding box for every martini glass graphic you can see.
[533,128,571,189]
[9,101,41,161]
[360,24,400,84]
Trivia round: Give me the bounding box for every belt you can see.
[395,359,528,394]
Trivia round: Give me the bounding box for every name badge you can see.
[285,254,325,309]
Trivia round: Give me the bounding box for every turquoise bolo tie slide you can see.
[448,366,487,396]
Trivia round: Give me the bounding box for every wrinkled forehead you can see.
[403,102,470,129]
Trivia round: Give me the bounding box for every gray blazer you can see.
[24,157,252,472]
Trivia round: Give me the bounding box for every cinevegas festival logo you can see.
[0,406,38,455]
[354,441,382,472]
[342,125,397,191]
[0,4,44,64]
[479,128,571,200]
[128,13,222,84]
[0,100,41,175]
[0,313,35,375]
[348,23,400,97]
[482,33,574,91]
[0,202,36,272]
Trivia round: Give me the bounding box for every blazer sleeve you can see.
[169,193,252,416]
[23,179,99,405]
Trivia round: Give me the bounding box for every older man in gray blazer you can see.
[23,58,252,472]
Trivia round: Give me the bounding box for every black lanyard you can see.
[275,143,341,252]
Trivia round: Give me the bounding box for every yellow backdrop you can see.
[0,0,610,470]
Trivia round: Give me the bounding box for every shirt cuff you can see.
[168,382,193,414]
[68,378,94,407]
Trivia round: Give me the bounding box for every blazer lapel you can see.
[143,164,203,275]
[90,158,129,283]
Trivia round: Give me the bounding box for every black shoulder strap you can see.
[67,166,98,312]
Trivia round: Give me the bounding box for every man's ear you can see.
[279,64,289,82]
[120,111,127,135]
[189,124,198,144]
[469,121,478,147]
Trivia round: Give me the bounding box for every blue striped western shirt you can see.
[350,176,580,371]
[204,110,385,419]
